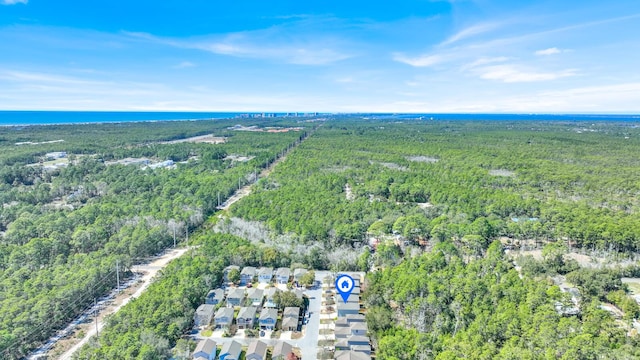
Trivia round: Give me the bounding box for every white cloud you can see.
[174,61,195,68]
[477,64,577,83]
[461,56,509,71]
[442,22,502,45]
[535,47,562,56]
[1,0,27,5]
[393,53,445,67]
[125,29,352,66]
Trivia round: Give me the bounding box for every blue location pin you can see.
[335,274,355,303]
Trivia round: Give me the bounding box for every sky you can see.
[0,0,639,113]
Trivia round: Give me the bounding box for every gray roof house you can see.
[258,267,273,283]
[282,316,298,332]
[334,350,371,360]
[337,301,360,317]
[194,304,215,327]
[283,307,300,319]
[219,340,242,360]
[345,314,366,323]
[214,307,234,329]
[226,287,245,307]
[205,288,225,305]
[236,306,257,330]
[335,336,370,351]
[276,268,291,284]
[193,339,216,360]
[241,266,257,285]
[259,308,278,330]
[271,341,294,360]
[246,288,264,307]
[245,340,268,360]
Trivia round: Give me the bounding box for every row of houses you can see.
[204,287,304,309]
[224,265,308,286]
[203,306,301,331]
[193,339,297,360]
[333,273,372,360]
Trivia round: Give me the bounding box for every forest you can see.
[3,117,640,359]
[365,241,640,359]
[231,119,640,253]
[0,118,305,359]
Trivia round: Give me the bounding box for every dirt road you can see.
[54,248,190,360]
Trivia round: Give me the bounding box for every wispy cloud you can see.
[173,61,195,68]
[476,64,577,83]
[460,56,509,71]
[392,53,446,67]
[125,28,353,66]
[1,0,27,5]
[441,22,502,45]
[535,47,562,56]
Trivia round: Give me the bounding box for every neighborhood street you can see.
[190,271,329,359]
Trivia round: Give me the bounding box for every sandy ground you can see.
[54,248,190,360]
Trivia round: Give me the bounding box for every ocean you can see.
[0,111,638,126]
[0,111,246,126]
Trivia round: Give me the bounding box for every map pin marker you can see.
[335,274,355,303]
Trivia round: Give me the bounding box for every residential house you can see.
[236,306,257,330]
[283,307,300,319]
[214,307,234,329]
[224,265,240,283]
[245,340,268,360]
[205,288,225,305]
[241,266,257,285]
[219,340,242,360]
[264,287,280,308]
[335,326,352,339]
[226,288,245,307]
[337,301,360,317]
[276,268,291,284]
[259,308,278,330]
[351,345,372,355]
[345,314,365,323]
[194,304,215,327]
[350,322,368,336]
[335,323,367,339]
[246,288,264,307]
[271,341,294,360]
[335,336,370,351]
[258,267,273,284]
[334,350,371,360]
[282,307,300,331]
[293,268,307,285]
[282,316,298,332]
[344,293,359,303]
[193,339,216,360]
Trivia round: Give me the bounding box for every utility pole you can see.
[186,226,189,247]
[217,192,221,207]
[94,298,99,338]
[116,260,120,291]
[173,223,176,248]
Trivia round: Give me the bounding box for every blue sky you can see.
[1,0,639,113]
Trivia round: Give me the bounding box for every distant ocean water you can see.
[0,111,638,126]
[0,111,246,126]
